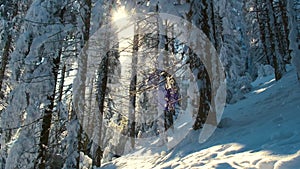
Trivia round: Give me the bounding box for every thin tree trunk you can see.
[57,63,66,120]
[0,2,18,94]
[0,35,12,94]
[267,0,284,80]
[93,53,109,167]
[255,0,270,64]
[74,0,92,167]
[129,28,139,148]
[210,1,219,51]
[38,49,61,169]
[278,1,291,62]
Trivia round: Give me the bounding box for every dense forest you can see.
[0,0,299,168]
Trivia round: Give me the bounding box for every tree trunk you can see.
[128,28,139,148]
[38,49,61,169]
[0,2,18,94]
[255,0,270,65]
[267,0,284,80]
[0,35,12,94]
[93,52,109,167]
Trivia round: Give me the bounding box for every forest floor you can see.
[100,66,300,169]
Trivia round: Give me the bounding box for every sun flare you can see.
[112,6,128,22]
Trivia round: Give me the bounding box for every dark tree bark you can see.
[190,0,215,130]
[74,0,92,167]
[0,36,12,94]
[0,2,18,94]
[266,0,285,80]
[93,52,109,167]
[255,0,270,65]
[128,29,139,148]
[38,48,61,169]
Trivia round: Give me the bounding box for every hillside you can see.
[101,67,300,169]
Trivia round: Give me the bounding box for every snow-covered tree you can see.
[0,0,74,168]
[287,0,300,80]
[0,0,299,168]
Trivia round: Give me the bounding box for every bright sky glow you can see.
[111,6,134,50]
[112,6,128,22]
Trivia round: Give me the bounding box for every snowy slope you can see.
[101,67,300,169]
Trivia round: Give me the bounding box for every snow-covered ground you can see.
[100,67,300,169]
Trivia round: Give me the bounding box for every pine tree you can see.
[266,0,285,80]
[128,24,139,149]
[0,1,18,94]
[1,1,72,168]
[287,0,300,80]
